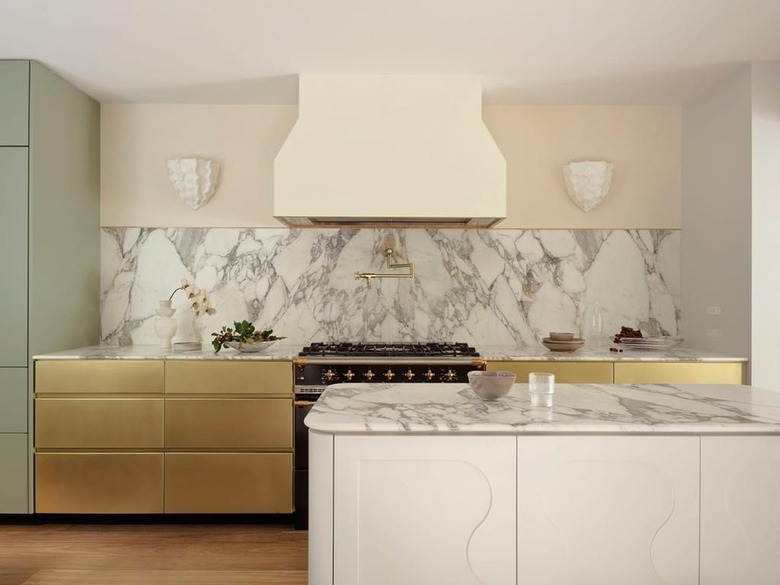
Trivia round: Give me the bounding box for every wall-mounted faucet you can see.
[355,248,415,287]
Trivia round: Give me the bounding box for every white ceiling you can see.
[2,0,779,104]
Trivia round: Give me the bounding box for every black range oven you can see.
[293,342,485,529]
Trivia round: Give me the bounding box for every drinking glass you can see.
[528,372,555,407]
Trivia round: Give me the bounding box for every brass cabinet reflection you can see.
[34,360,293,514]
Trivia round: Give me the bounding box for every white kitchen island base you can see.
[307,383,780,585]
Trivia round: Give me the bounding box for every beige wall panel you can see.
[614,362,744,384]
[165,398,292,449]
[483,105,681,228]
[487,361,613,384]
[165,361,292,395]
[100,103,680,229]
[165,453,293,513]
[101,104,297,227]
[35,453,163,513]
[36,398,164,449]
[35,361,164,394]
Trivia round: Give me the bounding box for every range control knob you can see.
[383,368,395,381]
[344,369,355,381]
[322,368,337,382]
[443,369,457,382]
[424,368,435,381]
[364,369,376,381]
[403,369,416,381]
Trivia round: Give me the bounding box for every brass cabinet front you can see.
[36,361,164,394]
[165,361,292,395]
[614,362,744,384]
[165,398,292,449]
[487,361,613,384]
[36,398,164,449]
[165,453,293,513]
[36,453,164,513]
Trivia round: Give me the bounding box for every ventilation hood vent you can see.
[274,75,506,228]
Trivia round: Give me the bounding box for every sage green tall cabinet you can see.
[0,60,99,513]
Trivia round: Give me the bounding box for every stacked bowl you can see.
[541,332,585,352]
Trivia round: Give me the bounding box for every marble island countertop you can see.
[305,382,780,434]
[34,344,747,362]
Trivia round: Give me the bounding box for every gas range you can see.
[294,341,484,394]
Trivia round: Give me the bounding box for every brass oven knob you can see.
[323,368,337,382]
[424,369,435,381]
[403,369,416,381]
[383,368,395,381]
[344,369,355,381]
[443,369,456,382]
[364,369,376,381]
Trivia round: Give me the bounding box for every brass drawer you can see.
[36,398,164,449]
[35,453,163,513]
[165,398,292,449]
[35,360,164,394]
[614,362,744,384]
[487,361,614,384]
[165,453,293,513]
[165,361,292,395]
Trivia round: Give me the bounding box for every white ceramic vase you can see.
[154,300,178,349]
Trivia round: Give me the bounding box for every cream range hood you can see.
[274,75,506,227]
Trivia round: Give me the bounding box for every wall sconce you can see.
[167,158,220,210]
[562,160,613,212]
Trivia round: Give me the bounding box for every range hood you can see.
[274,75,506,227]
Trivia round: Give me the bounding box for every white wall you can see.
[750,62,780,389]
[681,66,752,361]
[101,104,682,229]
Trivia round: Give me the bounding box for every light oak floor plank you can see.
[0,524,307,585]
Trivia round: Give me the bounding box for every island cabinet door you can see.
[700,436,780,584]
[516,436,699,585]
[333,435,516,585]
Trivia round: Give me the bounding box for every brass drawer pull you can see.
[294,400,316,407]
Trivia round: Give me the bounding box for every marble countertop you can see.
[305,382,780,434]
[34,344,747,362]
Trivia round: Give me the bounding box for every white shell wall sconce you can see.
[562,160,613,212]
[167,158,220,210]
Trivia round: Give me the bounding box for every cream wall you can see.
[101,103,681,228]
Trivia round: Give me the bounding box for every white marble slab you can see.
[33,343,301,361]
[305,383,780,434]
[101,227,680,346]
[478,345,747,362]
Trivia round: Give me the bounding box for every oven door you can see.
[294,394,318,529]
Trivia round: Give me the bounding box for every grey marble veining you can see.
[306,383,780,434]
[33,343,301,361]
[101,227,680,346]
[477,345,747,362]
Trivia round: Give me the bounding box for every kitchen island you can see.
[306,382,780,585]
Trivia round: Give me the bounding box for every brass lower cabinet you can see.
[614,362,744,384]
[165,453,293,513]
[36,360,164,394]
[35,453,164,513]
[487,361,613,383]
[165,399,292,449]
[165,361,292,395]
[36,398,164,449]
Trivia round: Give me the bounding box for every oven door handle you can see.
[294,400,317,407]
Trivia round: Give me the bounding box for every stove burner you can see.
[299,341,479,358]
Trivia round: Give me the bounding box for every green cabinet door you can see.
[0,434,27,513]
[0,61,29,146]
[0,368,27,432]
[0,148,28,366]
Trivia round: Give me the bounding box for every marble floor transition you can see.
[0,523,307,585]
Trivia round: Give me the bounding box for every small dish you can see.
[549,332,574,341]
[468,370,516,400]
[225,340,278,353]
[173,341,202,352]
[541,337,585,352]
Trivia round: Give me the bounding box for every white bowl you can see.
[468,370,516,400]
[225,340,278,353]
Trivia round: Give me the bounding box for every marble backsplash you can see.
[101,227,680,347]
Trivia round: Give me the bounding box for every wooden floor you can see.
[0,523,307,585]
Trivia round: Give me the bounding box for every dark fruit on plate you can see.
[613,326,642,344]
